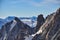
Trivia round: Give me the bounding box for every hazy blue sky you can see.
[0,0,60,18]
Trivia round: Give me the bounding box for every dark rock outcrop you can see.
[34,14,45,33]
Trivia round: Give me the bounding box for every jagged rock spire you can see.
[35,14,45,32]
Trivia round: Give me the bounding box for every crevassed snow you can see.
[9,20,17,31]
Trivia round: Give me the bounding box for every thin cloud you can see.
[10,0,60,7]
[27,0,60,7]
[46,0,60,4]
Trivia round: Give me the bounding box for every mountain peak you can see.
[14,17,21,22]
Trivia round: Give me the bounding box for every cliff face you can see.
[45,8,60,40]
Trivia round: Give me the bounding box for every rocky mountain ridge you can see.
[32,8,60,40]
[0,8,60,40]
